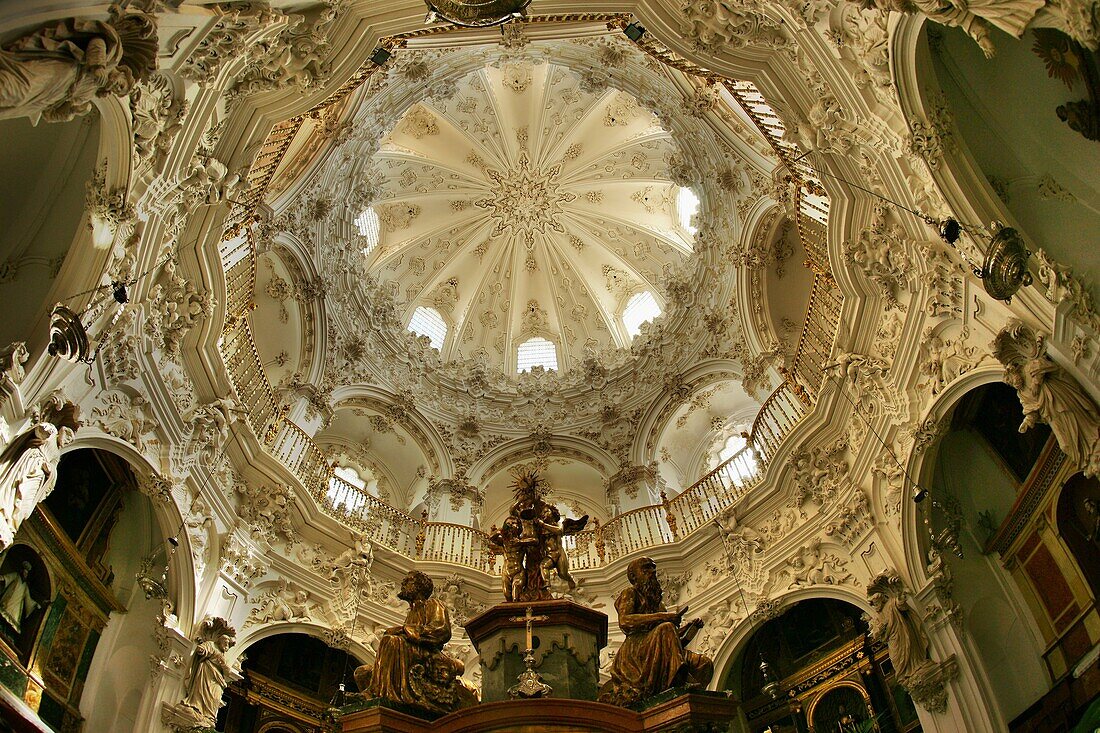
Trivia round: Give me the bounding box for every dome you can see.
[362,60,694,373]
[292,38,767,430]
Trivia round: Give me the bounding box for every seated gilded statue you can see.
[354,570,478,713]
[598,557,714,706]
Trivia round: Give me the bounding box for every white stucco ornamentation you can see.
[994,320,1100,477]
[0,394,80,551]
[0,5,157,125]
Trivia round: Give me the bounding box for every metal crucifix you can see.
[507,605,552,699]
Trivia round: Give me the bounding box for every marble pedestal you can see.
[463,599,607,703]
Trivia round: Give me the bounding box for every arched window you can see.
[408,306,447,350]
[719,434,747,463]
[718,434,758,486]
[517,337,558,372]
[356,207,382,255]
[328,467,367,514]
[334,465,365,489]
[676,186,700,235]
[622,291,661,338]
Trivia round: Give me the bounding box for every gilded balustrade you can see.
[221,320,279,438]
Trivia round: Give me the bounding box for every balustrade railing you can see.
[268,419,330,495]
[221,319,279,438]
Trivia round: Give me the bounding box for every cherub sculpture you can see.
[537,504,577,591]
[487,468,588,602]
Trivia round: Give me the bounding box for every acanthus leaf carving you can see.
[679,1,790,55]
[789,438,850,508]
[782,538,856,589]
[145,259,214,362]
[91,389,157,452]
[845,203,913,310]
[236,481,294,544]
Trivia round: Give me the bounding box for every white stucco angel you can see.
[994,321,1100,478]
[0,397,80,551]
[0,5,157,124]
[323,537,374,582]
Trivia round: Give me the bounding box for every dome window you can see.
[409,306,447,350]
[718,433,758,485]
[676,187,700,235]
[356,207,382,255]
[328,467,367,513]
[334,465,366,489]
[623,291,661,338]
[517,337,558,373]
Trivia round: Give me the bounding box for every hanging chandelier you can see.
[791,152,1034,304]
[47,281,130,364]
[424,0,531,27]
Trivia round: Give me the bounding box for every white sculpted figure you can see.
[0,342,28,386]
[0,4,157,125]
[324,537,373,582]
[0,561,46,633]
[0,397,80,551]
[994,321,1100,478]
[179,617,237,727]
[851,0,1043,56]
[866,572,932,681]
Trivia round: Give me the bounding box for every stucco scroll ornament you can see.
[0,394,80,552]
[679,1,790,54]
[994,320,1100,477]
[866,571,957,712]
[243,579,317,628]
[162,617,239,730]
[0,4,157,125]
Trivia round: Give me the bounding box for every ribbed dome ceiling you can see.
[363,59,695,373]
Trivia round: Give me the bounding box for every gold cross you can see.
[508,605,550,652]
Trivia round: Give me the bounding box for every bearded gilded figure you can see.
[598,557,713,706]
[354,570,478,713]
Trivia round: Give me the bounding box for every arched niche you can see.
[919,381,1052,723]
[51,445,190,733]
[1055,473,1100,599]
[0,113,101,347]
[717,597,918,733]
[221,631,366,733]
[0,543,52,665]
